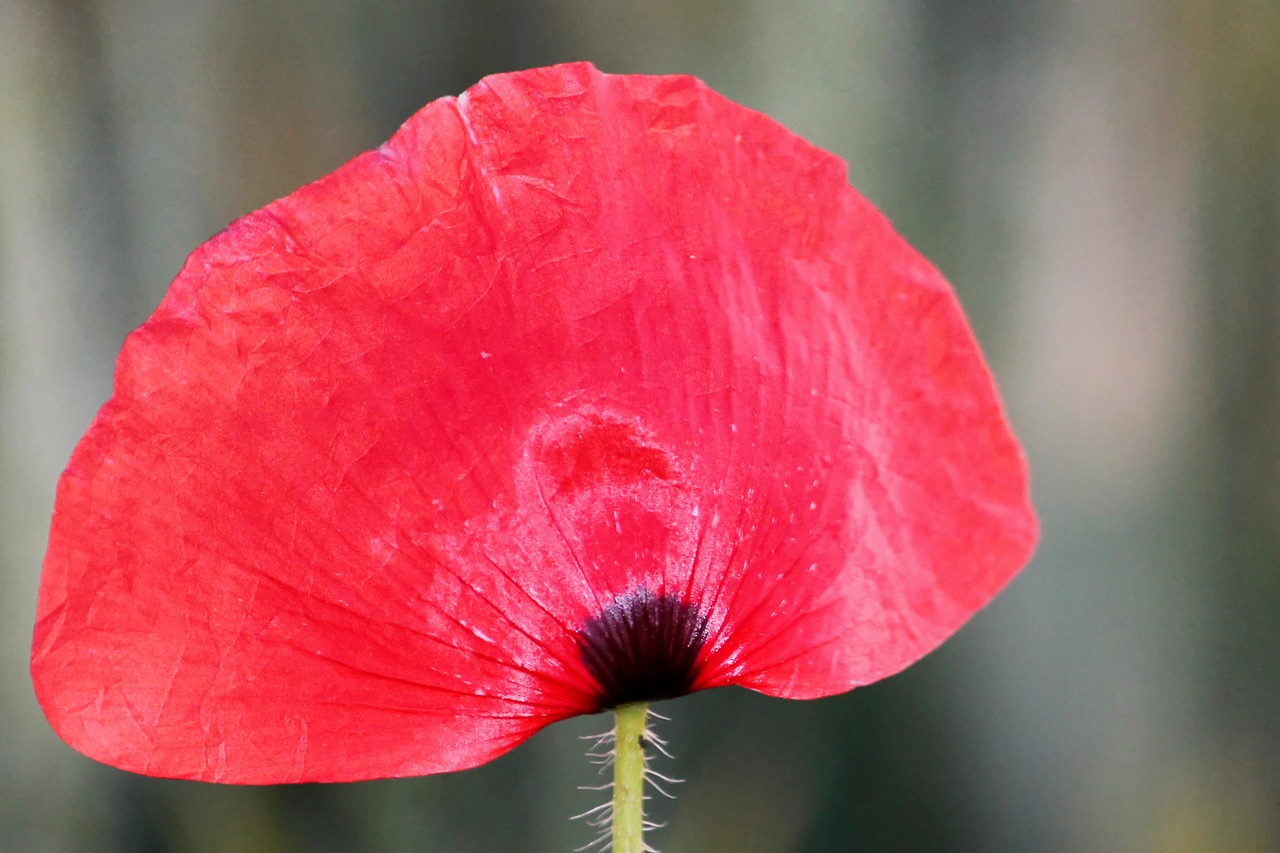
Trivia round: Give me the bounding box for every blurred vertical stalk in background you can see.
[1178,0,1280,846]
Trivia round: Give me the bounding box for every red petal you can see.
[32,62,1036,783]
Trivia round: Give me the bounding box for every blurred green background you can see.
[2,1,1277,851]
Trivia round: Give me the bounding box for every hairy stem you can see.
[612,702,648,853]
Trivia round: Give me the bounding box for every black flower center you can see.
[578,587,709,710]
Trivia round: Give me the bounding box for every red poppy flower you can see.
[31,62,1037,784]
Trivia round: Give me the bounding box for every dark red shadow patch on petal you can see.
[578,587,708,709]
[541,415,675,495]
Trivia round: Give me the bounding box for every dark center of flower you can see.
[578,587,709,710]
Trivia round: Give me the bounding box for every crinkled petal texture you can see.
[32,63,1037,783]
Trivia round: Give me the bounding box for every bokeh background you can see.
[3,1,1277,851]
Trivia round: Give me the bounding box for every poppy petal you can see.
[32,62,1036,783]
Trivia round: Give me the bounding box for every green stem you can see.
[612,702,648,853]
